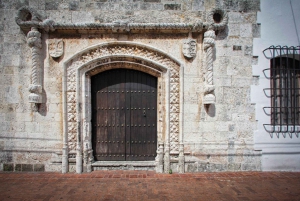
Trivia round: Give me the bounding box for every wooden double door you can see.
[91,69,157,161]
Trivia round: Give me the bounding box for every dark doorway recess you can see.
[91,68,157,161]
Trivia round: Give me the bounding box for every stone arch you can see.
[62,41,184,173]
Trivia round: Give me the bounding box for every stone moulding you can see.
[15,6,227,33]
[62,41,184,174]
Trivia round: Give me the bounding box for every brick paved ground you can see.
[0,171,299,201]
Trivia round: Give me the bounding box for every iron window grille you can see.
[263,46,300,133]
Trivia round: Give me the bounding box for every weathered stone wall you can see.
[0,0,261,172]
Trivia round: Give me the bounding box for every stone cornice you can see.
[16,6,228,33]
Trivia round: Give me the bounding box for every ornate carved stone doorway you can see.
[62,42,184,173]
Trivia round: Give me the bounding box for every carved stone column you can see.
[155,142,164,173]
[178,143,185,173]
[203,30,216,104]
[27,27,43,111]
[164,142,170,173]
[83,121,93,173]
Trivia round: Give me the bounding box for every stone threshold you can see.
[92,161,155,167]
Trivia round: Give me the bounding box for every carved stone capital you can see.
[204,84,215,94]
[27,27,42,48]
[28,92,42,103]
[29,84,42,94]
[203,93,216,105]
[204,30,216,50]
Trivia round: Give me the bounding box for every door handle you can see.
[143,110,146,117]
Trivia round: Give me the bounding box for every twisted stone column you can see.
[27,27,42,111]
[203,30,216,104]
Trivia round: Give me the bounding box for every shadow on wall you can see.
[205,104,216,117]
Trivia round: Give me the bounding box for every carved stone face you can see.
[182,39,197,59]
[48,39,64,58]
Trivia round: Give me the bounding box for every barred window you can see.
[271,57,300,125]
[263,46,300,133]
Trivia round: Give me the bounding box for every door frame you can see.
[62,42,184,173]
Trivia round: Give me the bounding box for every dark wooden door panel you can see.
[92,69,157,161]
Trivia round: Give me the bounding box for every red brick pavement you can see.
[0,171,299,201]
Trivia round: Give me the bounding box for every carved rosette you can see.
[66,44,181,154]
[27,27,43,104]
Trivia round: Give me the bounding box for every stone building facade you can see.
[0,0,285,173]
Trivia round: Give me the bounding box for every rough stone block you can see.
[228,23,240,36]
[144,0,160,2]
[71,11,94,23]
[3,163,13,171]
[34,164,45,172]
[192,0,204,11]
[252,23,261,38]
[231,77,252,87]
[45,0,59,10]
[118,3,139,11]
[240,24,252,37]
[69,1,79,11]
[252,56,258,65]
[164,4,181,10]
[185,163,197,172]
[241,163,257,171]
[95,2,115,10]
[239,0,260,12]
[215,122,230,132]
[228,163,241,171]
[215,76,231,87]
[228,12,242,23]
[29,0,39,8]
[244,45,252,56]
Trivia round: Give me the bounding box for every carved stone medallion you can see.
[48,39,64,58]
[182,39,197,59]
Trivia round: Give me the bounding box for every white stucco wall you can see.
[252,0,300,171]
